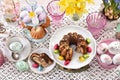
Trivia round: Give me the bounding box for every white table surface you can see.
[0,0,120,80]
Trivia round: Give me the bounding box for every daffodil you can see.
[59,0,68,12]
[59,0,94,17]
[86,0,94,4]
[66,6,75,16]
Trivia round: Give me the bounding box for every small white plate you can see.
[28,48,56,74]
[22,28,48,43]
[49,25,96,69]
[5,36,31,62]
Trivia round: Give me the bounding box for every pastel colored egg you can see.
[35,7,43,15]
[54,50,60,54]
[113,54,120,65]
[97,43,108,55]
[0,51,5,66]
[23,16,32,24]
[83,54,89,59]
[79,56,85,62]
[38,66,43,71]
[20,11,28,19]
[9,41,23,52]
[100,54,112,65]
[86,38,91,44]
[64,60,70,65]
[58,56,64,60]
[87,47,92,53]
[16,61,29,71]
[54,44,59,50]
[38,12,47,21]
[32,63,39,68]
[108,41,120,55]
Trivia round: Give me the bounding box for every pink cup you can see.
[86,12,107,36]
[47,0,65,24]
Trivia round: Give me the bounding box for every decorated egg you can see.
[97,43,108,55]
[23,16,31,24]
[38,12,47,21]
[113,54,120,65]
[32,63,39,68]
[100,54,112,65]
[35,7,43,15]
[9,41,23,52]
[54,44,59,50]
[64,60,70,65]
[54,50,59,54]
[20,11,28,19]
[38,66,43,71]
[108,41,120,55]
[16,61,29,71]
[0,51,5,66]
[87,47,92,53]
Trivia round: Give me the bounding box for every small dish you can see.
[28,48,56,74]
[96,39,118,69]
[5,36,31,62]
[22,28,48,43]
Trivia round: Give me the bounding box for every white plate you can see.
[5,36,31,62]
[22,28,48,43]
[49,25,96,69]
[28,48,56,74]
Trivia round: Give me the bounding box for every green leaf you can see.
[116,24,120,32]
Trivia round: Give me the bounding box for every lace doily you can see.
[0,0,120,80]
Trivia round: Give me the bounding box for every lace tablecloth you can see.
[0,0,120,80]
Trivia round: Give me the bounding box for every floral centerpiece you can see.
[103,0,120,20]
[20,3,50,40]
[58,0,94,20]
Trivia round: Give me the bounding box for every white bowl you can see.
[49,25,96,69]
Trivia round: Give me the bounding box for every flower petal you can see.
[32,16,39,25]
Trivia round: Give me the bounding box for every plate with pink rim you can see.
[96,39,118,69]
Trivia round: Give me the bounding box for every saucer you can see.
[5,36,31,62]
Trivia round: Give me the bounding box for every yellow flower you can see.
[58,0,94,17]
[29,11,35,18]
[66,6,75,16]
[75,4,88,17]
[86,0,94,4]
[59,0,68,11]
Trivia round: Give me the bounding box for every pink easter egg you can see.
[32,63,39,68]
[87,47,92,53]
[64,60,70,65]
[0,51,5,66]
[54,44,59,50]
